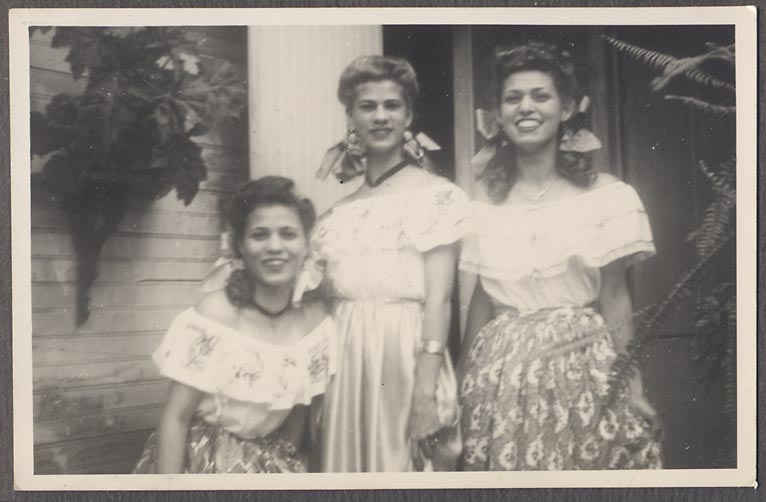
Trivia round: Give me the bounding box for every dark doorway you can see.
[383,26,455,180]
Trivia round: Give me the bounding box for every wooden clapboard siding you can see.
[31,256,216,283]
[35,430,153,475]
[31,231,221,261]
[35,356,161,391]
[35,405,165,445]
[32,282,202,310]
[30,26,248,474]
[33,307,189,338]
[34,380,170,419]
[33,332,165,365]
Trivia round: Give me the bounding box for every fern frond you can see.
[606,229,731,404]
[639,234,734,343]
[603,36,676,71]
[664,95,735,125]
[695,198,734,260]
[605,36,736,94]
[698,158,736,196]
[651,49,735,93]
[704,42,735,54]
[697,159,737,259]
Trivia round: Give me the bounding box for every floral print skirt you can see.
[133,417,307,473]
[460,306,662,471]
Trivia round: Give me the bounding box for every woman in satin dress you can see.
[312,55,468,472]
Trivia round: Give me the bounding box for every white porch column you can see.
[453,26,476,337]
[247,26,383,214]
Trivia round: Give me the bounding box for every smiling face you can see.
[499,70,573,153]
[238,204,308,289]
[348,79,412,157]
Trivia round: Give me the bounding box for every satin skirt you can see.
[322,299,450,472]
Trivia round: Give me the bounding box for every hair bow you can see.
[474,95,602,153]
[316,129,367,182]
[199,232,240,293]
[198,232,325,307]
[560,128,602,153]
[316,131,441,182]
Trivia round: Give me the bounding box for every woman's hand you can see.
[413,243,457,440]
[408,386,442,441]
[628,378,663,439]
[599,259,662,440]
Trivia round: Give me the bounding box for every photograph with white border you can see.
[9,5,758,490]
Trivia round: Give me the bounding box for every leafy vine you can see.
[31,27,247,325]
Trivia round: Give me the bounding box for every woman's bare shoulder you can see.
[195,289,238,326]
[301,299,330,332]
[590,171,622,190]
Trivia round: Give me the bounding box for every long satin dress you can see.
[313,179,467,472]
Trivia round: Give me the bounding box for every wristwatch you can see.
[420,340,446,355]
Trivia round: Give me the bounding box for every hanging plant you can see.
[30,27,248,326]
[603,36,737,466]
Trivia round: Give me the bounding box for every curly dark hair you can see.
[337,55,420,112]
[481,42,597,204]
[225,176,316,308]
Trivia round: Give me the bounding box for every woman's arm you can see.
[156,381,203,473]
[457,279,495,381]
[409,243,458,441]
[598,259,658,421]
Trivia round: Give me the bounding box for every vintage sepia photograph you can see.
[8,6,757,490]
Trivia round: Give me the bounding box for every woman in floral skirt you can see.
[458,42,663,470]
[134,177,335,473]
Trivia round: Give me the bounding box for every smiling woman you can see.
[312,55,469,473]
[499,71,574,155]
[132,177,337,474]
[458,42,662,471]
[348,80,413,165]
[28,26,251,475]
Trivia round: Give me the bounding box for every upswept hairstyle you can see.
[480,42,597,204]
[337,55,420,112]
[225,176,316,308]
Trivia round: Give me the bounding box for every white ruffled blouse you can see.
[153,308,337,439]
[459,181,655,313]
[312,180,469,302]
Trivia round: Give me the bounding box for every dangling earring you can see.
[402,130,424,167]
[344,127,355,148]
[344,127,364,156]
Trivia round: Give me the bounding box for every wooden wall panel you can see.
[34,306,185,337]
[34,358,161,391]
[31,257,216,283]
[33,332,165,365]
[35,406,165,445]
[35,431,153,475]
[30,26,249,474]
[32,282,202,310]
[34,381,170,419]
[31,231,220,261]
